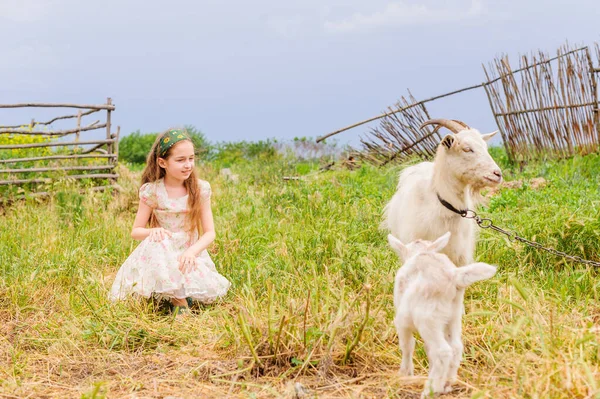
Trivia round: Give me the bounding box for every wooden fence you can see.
[354,92,440,166]
[0,98,119,198]
[483,44,600,162]
[323,42,600,164]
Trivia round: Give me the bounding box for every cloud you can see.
[324,0,485,33]
[0,0,55,22]
[266,14,310,39]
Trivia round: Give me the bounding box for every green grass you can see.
[1,150,600,398]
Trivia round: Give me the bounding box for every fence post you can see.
[75,110,82,150]
[106,97,112,158]
[588,43,600,144]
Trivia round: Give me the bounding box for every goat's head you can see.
[387,231,451,262]
[422,119,502,188]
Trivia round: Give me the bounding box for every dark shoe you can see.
[172,306,191,317]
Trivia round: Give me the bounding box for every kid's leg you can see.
[171,297,188,307]
[171,297,190,316]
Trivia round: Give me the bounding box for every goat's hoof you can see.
[398,366,414,376]
[443,382,454,393]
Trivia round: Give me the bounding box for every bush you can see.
[0,133,51,160]
[118,131,157,164]
[118,126,211,164]
[208,139,280,167]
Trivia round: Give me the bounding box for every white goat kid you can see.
[388,232,496,398]
[383,119,502,267]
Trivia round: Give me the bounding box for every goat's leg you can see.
[396,324,415,376]
[418,327,452,398]
[445,290,465,390]
[445,325,463,392]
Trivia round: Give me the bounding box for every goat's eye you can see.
[463,147,473,153]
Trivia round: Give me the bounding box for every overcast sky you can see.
[1,0,598,146]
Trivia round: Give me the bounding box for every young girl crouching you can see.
[110,128,230,314]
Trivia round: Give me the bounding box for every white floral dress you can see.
[110,178,230,303]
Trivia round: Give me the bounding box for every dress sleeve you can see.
[139,182,158,208]
[199,180,212,203]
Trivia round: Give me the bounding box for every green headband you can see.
[158,129,190,157]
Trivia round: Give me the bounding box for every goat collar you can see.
[437,193,467,217]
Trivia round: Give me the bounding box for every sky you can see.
[1,0,599,147]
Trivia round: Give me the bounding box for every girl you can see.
[110,128,230,314]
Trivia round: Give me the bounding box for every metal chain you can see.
[462,209,600,267]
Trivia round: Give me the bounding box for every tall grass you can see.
[1,150,600,398]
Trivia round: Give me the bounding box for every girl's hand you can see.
[149,228,172,242]
[178,249,197,274]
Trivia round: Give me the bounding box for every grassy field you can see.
[1,149,600,398]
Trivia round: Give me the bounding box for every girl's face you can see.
[158,140,195,182]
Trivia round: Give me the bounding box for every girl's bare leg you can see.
[171,298,188,307]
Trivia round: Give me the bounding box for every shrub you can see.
[0,133,51,160]
[118,125,210,164]
[209,139,280,167]
[118,130,158,164]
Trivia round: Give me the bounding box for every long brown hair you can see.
[140,128,203,235]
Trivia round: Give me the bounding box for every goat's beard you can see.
[469,181,500,207]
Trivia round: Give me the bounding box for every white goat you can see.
[388,232,496,398]
[383,119,502,267]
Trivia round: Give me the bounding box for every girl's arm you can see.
[188,198,216,254]
[178,198,215,272]
[131,201,171,241]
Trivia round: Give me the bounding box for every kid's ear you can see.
[454,262,497,288]
[157,158,167,168]
[428,231,451,252]
[387,234,409,261]
[440,134,456,149]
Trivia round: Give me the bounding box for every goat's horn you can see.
[420,119,470,134]
[450,119,470,129]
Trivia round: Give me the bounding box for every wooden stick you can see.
[379,128,439,166]
[75,110,82,145]
[0,103,115,110]
[0,122,106,136]
[587,48,600,144]
[317,46,589,142]
[81,141,110,154]
[0,154,116,164]
[0,109,100,129]
[0,165,115,174]
[316,83,483,143]
[0,139,114,150]
[0,173,119,185]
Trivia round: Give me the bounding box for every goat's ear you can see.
[454,262,497,288]
[428,231,451,252]
[481,130,499,142]
[387,234,409,260]
[440,134,456,149]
